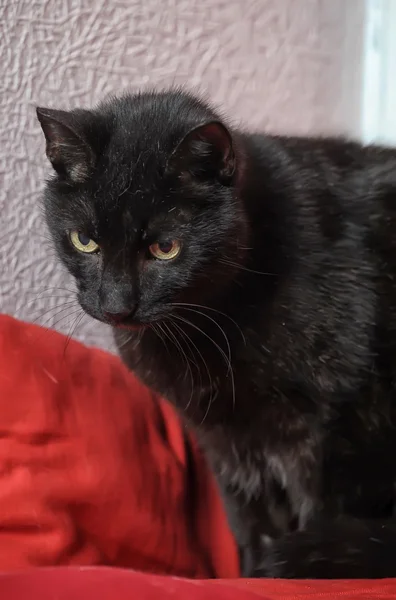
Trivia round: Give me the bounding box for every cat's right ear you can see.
[168,121,236,185]
[36,108,95,183]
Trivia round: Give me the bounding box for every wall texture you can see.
[0,0,364,349]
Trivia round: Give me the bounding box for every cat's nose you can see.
[103,308,135,324]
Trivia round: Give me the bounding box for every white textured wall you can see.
[0,0,364,349]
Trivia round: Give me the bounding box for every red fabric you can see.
[1,568,396,599]
[0,314,238,578]
[1,313,396,599]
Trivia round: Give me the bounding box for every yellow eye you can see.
[149,240,181,260]
[70,231,100,253]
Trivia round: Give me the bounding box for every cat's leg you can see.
[201,398,324,575]
[211,458,293,576]
[213,448,320,576]
[218,485,265,576]
[255,516,396,578]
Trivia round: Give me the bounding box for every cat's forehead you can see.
[92,193,188,244]
[88,149,184,234]
[92,139,168,210]
[95,129,172,200]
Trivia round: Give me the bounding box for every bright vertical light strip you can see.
[380,0,396,145]
[361,0,386,144]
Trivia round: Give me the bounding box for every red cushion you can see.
[1,314,396,599]
[0,315,238,578]
[1,567,396,599]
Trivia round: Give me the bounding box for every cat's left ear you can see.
[168,121,235,185]
[36,107,96,183]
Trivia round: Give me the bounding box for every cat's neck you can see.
[235,132,294,290]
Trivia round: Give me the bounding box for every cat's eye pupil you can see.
[158,241,173,254]
[78,233,91,246]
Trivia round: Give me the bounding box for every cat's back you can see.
[242,131,396,394]
[247,131,396,185]
[246,131,396,237]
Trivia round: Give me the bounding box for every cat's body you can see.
[37,90,396,578]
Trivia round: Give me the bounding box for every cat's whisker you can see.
[150,323,166,353]
[136,328,145,348]
[174,303,269,356]
[29,306,84,347]
[162,322,189,374]
[25,288,78,310]
[25,295,76,307]
[29,301,79,325]
[26,285,77,296]
[152,322,171,355]
[172,305,236,369]
[117,332,134,350]
[36,304,81,327]
[169,320,203,414]
[170,319,203,387]
[162,321,195,413]
[62,309,86,358]
[200,385,218,426]
[170,318,215,425]
[126,326,145,351]
[177,307,232,375]
[166,320,199,371]
[172,314,231,375]
[172,302,246,346]
[49,307,85,336]
[172,313,236,412]
[170,320,202,378]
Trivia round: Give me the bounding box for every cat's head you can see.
[37,90,248,328]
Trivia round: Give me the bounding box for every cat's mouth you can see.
[81,303,147,331]
[79,297,156,331]
[102,313,146,331]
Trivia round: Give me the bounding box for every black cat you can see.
[37,89,396,578]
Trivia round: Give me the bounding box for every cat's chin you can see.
[113,322,146,332]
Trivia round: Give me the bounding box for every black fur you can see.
[37,89,396,578]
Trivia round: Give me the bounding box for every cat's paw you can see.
[255,527,364,579]
[254,519,396,579]
[254,535,305,579]
[255,531,351,579]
